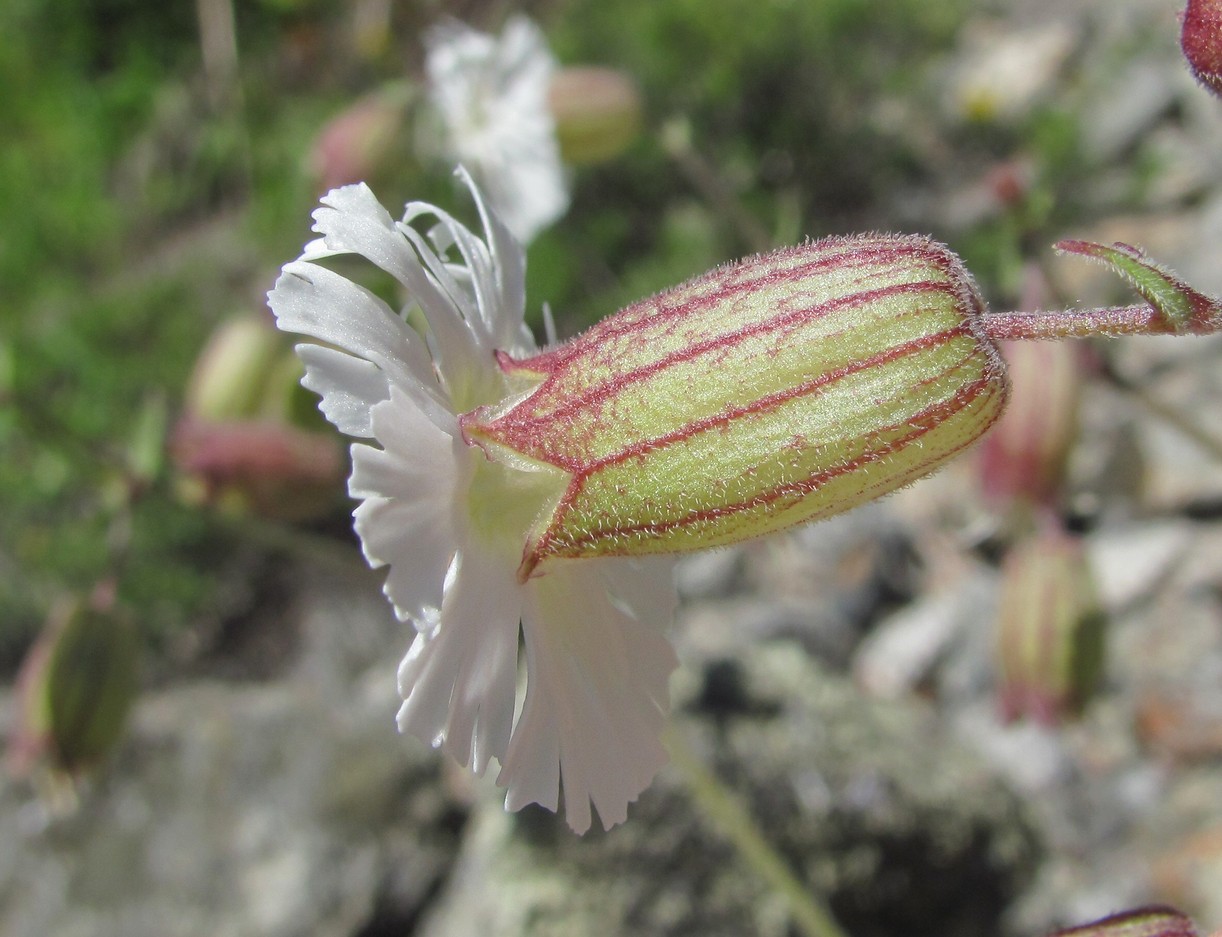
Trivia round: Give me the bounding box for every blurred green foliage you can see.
[1,0,1151,673]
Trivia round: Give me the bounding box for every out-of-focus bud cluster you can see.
[305,16,643,235]
[984,227,1222,721]
[978,338,1086,513]
[172,315,343,521]
[8,590,139,798]
[306,66,644,188]
[307,83,416,193]
[1181,0,1222,98]
[548,66,643,166]
[975,267,1104,726]
[995,526,1105,725]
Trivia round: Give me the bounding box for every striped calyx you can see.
[996,528,1105,725]
[462,235,1010,579]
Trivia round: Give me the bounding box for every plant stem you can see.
[660,118,773,255]
[663,723,851,937]
[1103,364,1222,465]
[979,304,1179,342]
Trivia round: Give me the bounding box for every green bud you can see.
[464,235,1010,577]
[996,527,1104,725]
[978,339,1084,509]
[32,600,140,777]
[307,84,414,192]
[549,66,643,165]
[171,417,343,521]
[186,316,285,421]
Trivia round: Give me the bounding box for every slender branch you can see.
[196,0,241,112]
[1103,364,1222,465]
[660,118,774,255]
[663,723,851,937]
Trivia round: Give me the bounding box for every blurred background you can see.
[3,0,1222,934]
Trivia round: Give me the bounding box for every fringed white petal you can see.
[466,16,567,246]
[599,557,680,630]
[475,150,569,258]
[501,559,679,834]
[272,172,684,836]
[396,540,522,777]
[269,261,446,419]
[457,166,529,351]
[424,18,502,124]
[350,386,467,620]
[294,344,394,438]
[309,184,486,388]
[310,184,423,288]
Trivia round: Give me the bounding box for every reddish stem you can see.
[978,304,1179,342]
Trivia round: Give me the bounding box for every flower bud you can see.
[548,66,643,165]
[176,316,343,520]
[977,338,1085,508]
[1182,0,1222,98]
[463,235,1010,576]
[185,315,285,422]
[9,598,140,779]
[171,416,343,520]
[996,527,1104,725]
[307,84,413,192]
[1047,905,1202,937]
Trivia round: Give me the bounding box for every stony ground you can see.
[4,0,1222,934]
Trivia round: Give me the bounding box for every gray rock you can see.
[854,575,997,702]
[419,645,1039,937]
[1081,57,1182,163]
[0,569,461,937]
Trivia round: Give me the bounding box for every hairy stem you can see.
[979,304,1179,341]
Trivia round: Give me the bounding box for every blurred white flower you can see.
[424,16,569,243]
[268,169,677,833]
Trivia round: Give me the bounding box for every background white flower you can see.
[425,15,570,244]
[267,169,677,833]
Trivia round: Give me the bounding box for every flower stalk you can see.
[663,724,850,937]
[978,241,1222,341]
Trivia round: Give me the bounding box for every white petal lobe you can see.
[269,263,442,411]
[396,541,522,776]
[502,560,678,834]
[271,172,681,836]
[425,16,569,244]
[295,344,387,437]
[349,387,466,620]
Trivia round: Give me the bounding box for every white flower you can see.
[267,169,678,833]
[424,15,569,244]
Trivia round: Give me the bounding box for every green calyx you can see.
[465,235,1010,575]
